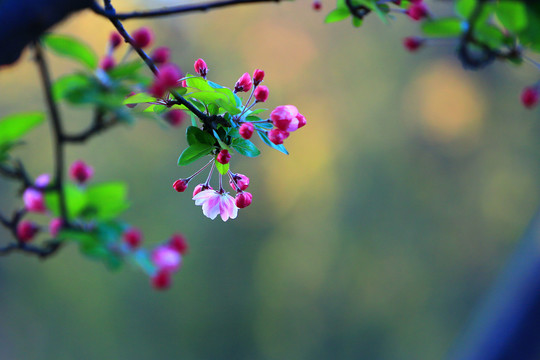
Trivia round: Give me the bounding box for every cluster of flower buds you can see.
[266,105,306,145]
[149,234,188,290]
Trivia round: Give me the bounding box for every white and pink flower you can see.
[192,189,238,221]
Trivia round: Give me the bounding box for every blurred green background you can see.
[1,0,540,359]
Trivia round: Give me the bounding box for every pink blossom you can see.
[192,190,238,221]
[69,160,94,184]
[23,188,46,213]
[35,174,51,188]
[235,73,252,93]
[49,218,63,238]
[194,58,208,78]
[271,105,299,131]
[254,85,269,102]
[253,69,265,86]
[152,245,182,272]
[230,173,249,191]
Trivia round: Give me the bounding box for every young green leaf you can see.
[123,93,157,105]
[496,1,528,33]
[178,144,214,165]
[325,8,351,23]
[232,138,261,157]
[42,34,98,69]
[258,131,289,155]
[85,182,130,220]
[0,112,45,146]
[421,18,464,37]
[186,126,216,146]
[44,184,87,220]
[53,73,92,102]
[215,159,229,175]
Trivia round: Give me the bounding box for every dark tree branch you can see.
[0,160,33,189]
[92,0,280,20]
[63,110,118,143]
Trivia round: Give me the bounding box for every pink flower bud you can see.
[193,183,213,197]
[151,47,171,65]
[296,113,307,129]
[132,27,154,48]
[169,233,188,255]
[23,188,46,213]
[152,245,182,272]
[521,87,539,109]
[109,32,122,49]
[158,63,182,88]
[253,69,265,86]
[234,73,252,93]
[217,149,231,164]
[407,3,428,21]
[403,37,424,52]
[17,220,39,243]
[194,58,208,78]
[49,218,63,238]
[181,80,187,88]
[149,81,167,98]
[99,56,115,71]
[239,122,254,139]
[254,85,269,103]
[69,160,94,184]
[268,129,289,145]
[151,269,172,290]
[235,192,252,208]
[35,174,51,189]
[165,109,185,127]
[123,227,143,249]
[230,173,249,191]
[312,0,322,11]
[173,179,189,192]
[271,105,299,131]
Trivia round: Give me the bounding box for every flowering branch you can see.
[91,0,281,20]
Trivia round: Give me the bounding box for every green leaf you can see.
[421,18,464,37]
[185,74,214,92]
[44,184,87,219]
[178,144,213,165]
[250,108,267,115]
[107,61,144,79]
[212,129,231,151]
[53,73,92,102]
[475,24,506,48]
[352,16,363,27]
[232,138,261,157]
[325,8,351,23]
[455,0,476,18]
[0,112,45,146]
[496,1,528,33]
[258,131,289,155]
[42,34,98,69]
[215,159,229,175]
[186,126,216,146]
[123,93,157,105]
[85,182,129,220]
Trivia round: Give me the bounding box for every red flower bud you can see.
[271,105,299,131]
[99,56,115,71]
[69,160,94,184]
[151,269,172,290]
[151,47,171,65]
[194,58,208,78]
[230,173,249,191]
[268,129,289,145]
[193,183,213,197]
[235,192,252,208]
[234,73,252,93]
[169,233,189,255]
[403,37,424,52]
[132,27,154,48]
[521,87,539,109]
[296,113,307,129]
[254,85,269,103]
[239,122,254,139]
[217,149,231,165]
[407,3,428,21]
[312,0,322,11]
[109,32,122,49]
[17,220,39,243]
[158,63,182,88]
[173,179,189,192]
[165,109,185,127]
[253,69,265,86]
[49,218,63,238]
[123,227,143,249]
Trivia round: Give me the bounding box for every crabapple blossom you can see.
[217,150,231,165]
[132,27,154,48]
[254,85,269,103]
[49,218,63,238]
[235,192,252,208]
[234,73,252,93]
[230,173,249,191]
[173,179,189,192]
[521,87,539,109]
[69,160,94,184]
[17,221,39,243]
[192,190,238,221]
[239,122,254,139]
[271,105,299,131]
[152,245,182,272]
[193,183,213,197]
[253,69,265,86]
[194,58,208,78]
[35,174,51,189]
[23,188,46,213]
